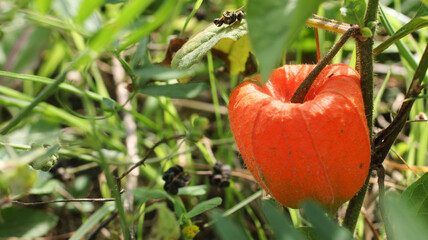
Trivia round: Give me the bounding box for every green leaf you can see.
[386,192,428,240]
[133,188,173,204]
[30,172,62,195]
[35,0,52,14]
[101,97,117,111]
[374,16,428,56]
[134,65,197,81]
[178,185,207,196]
[0,207,58,238]
[247,0,323,81]
[401,172,428,222]
[211,211,249,240]
[89,0,154,51]
[119,0,175,50]
[76,0,104,25]
[70,202,115,240]
[262,200,305,240]
[185,197,222,219]
[340,0,366,26]
[29,144,60,172]
[146,202,180,240]
[171,20,248,70]
[301,202,353,240]
[297,227,318,240]
[213,35,252,76]
[138,82,209,99]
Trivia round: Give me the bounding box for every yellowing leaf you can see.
[228,35,251,75]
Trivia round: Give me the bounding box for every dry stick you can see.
[373,42,428,166]
[363,211,381,240]
[116,134,187,183]
[290,25,360,103]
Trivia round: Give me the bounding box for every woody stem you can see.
[290,25,359,103]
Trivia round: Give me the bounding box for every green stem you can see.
[343,0,379,234]
[376,166,395,240]
[83,93,130,239]
[207,51,224,137]
[0,51,89,135]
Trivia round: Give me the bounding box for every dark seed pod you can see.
[219,179,230,188]
[210,174,222,185]
[209,161,231,188]
[163,165,191,195]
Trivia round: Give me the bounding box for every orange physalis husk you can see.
[228,64,370,211]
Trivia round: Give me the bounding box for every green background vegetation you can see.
[0,0,428,239]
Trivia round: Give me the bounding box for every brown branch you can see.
[290,25,360,103]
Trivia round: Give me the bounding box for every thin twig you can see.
[362,210,381,240]
[88,210,119,240]
[116,134,187,183]
[290,25,360,103]
[389,148,421,177]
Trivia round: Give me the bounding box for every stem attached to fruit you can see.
[290,26,359,104]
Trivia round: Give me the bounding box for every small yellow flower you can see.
[182,225,200,238]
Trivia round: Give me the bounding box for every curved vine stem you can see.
[290,25,359,103]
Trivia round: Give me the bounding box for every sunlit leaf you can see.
[171,20,248,70]
[119,0,175,50]
[35,0,52,14]
[247,0,323,81]
[89,0,154,51]
[213,35,252,76]
[178,185,207,196]
[76,0,104,25]
[374,16,428,56]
